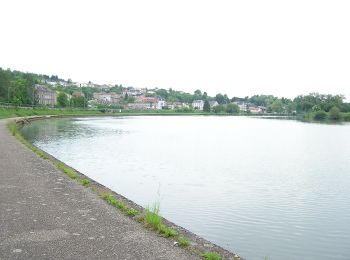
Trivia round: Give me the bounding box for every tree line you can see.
[1,68,349,120]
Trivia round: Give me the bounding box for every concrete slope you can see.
[0,119,200,260]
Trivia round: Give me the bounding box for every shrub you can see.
[329,106,342,120]
[313,110,327,120]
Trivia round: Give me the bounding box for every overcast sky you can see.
[1,0,350,100]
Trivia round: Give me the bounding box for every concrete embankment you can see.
[0,117,239,260]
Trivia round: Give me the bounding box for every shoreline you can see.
[5,115,241,260]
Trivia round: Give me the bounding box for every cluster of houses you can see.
[33,83,267,113]
[45,79,114,90]
[126,97,189,110]
[191,99,266,113]
[235,102,267,113]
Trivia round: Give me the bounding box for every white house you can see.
[157,100,166,110]
[235,102,248,112]
[192,100,204,110]
[209,101,219,108]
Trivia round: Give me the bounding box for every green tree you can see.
[57,92,68,107]
[126,96,135,103]
[226,103,240,114]
[271,100,283,113]
[203,92,208,100]
[329,106,341,120]
[215,93,225,104]
[155,89,168,99]
[194,89,202,96]
[212,104,225,113]
[124,93,129,100]
[313,110,327,120]
[72,96,85,107]
[203,100,210,112]
[286,102,296,113]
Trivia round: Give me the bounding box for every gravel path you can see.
[0,119,200,260]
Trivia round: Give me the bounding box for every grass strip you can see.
[144,203,177,237]
[202,251,222,260]
[55,162,79,179]
[101,192,139,217]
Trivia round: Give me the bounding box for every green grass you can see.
[0,107,105,119]
[144,203,162,230]
[0,106,245,119]
[159,224,177,237]
[55,162,78,179]
[80,178,91,187]
[178,236,190,247]
[102,193,139,217]
[0,107,204,119]
[202,251,222,260]
[144,203,177,237]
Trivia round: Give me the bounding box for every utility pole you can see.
[32,87,35,107]
[7,87,11,105]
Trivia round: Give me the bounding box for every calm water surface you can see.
[21,116,350,260]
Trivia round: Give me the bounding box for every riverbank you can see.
[0,116,239,260]
[0,106,297,120]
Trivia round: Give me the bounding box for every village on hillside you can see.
[33,78,268,113]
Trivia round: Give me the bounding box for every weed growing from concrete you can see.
[144,203,162,230]
[144,203,177,237]
[202,251,222,260]
[178,236,189,247]
[55,162,78,179]
[159,224,177,237]
[102,193,139,217]
[80,178,91,187]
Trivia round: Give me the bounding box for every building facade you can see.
[34,85,57,107]
[192,100,204,110]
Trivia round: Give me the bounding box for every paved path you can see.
[0,119,199,260]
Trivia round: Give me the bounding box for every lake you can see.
[20,116,350,260]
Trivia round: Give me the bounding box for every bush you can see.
[329,106,342,120]
[225,103,240,114]
[343,112,350,121]
[313,110,327,120]
[212,105,225,114]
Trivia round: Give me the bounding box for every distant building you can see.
[248,105,266,114]
[157,99,166,110]
[234,102,248,112]
[123,87,144,96]
[127,96,158,110]
[72,91,85,98]
[192,100,204,110]
[34,85,57,107]
[141,97,158,109]
[166,101,186,110]
[209,101,219,108]
[93,92,120,104]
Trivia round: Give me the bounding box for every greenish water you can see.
[21,116,350,260]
